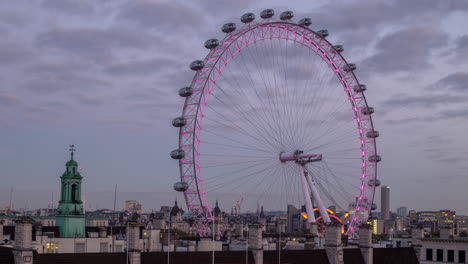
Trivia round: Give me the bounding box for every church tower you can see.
[56,145,85,238]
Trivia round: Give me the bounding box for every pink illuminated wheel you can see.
[171,10,380,239]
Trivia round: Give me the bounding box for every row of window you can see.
[427,248,466,263]
[74,243,123,253]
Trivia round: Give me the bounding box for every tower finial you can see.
[69,144,75,160]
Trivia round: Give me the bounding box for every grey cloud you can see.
[22,73,110,94]
[0,42,34,64]
[106,58,181,76]
[128,102,175,111]
[435,157,467,164]
[72,93,106,106]
[36,27,151,59]
[118,1,204,32]
[0,10,29,27]
[45,101,74,110]
[0,94,23,107]
[425,136,455,145]
[362,25,448,73]
[301,0,464,51]
[308,0,468,31]
[393,0,468,14]
[440,109,468,119]
[432,72,468,93]
[446,35,468,60]
[24,61,90,76]
[125,86,171,101]
[95,119,153,128]
[381,93,468,108]
[41,0,95,15]
[190,0,253,16]
[23,105,63,120]
[384,116,436,125]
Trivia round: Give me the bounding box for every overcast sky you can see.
[0,0,467,214]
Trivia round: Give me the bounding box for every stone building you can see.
[55,150,85,238]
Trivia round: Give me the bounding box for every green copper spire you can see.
[56,145,85,238]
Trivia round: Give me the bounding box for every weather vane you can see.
[69,144,75,159]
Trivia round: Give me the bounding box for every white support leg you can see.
[304,166,331,223]
[299,166,316,223]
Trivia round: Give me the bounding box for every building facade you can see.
[397,206,407,217]
[125,200,144,214]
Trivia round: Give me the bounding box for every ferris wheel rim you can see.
[176,18,379,238]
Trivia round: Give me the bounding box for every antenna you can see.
[8,187,13,212]
[113,184,117,211]
[51,192,54,209]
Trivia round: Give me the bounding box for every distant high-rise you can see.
[125,200,143,214]
[381,186,390,220]
[397,206,407,217]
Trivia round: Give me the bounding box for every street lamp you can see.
[143,231,149,252]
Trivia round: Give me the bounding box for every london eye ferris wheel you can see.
[170,9,381,239]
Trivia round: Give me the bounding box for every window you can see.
[437,249,444,262]
[100,243,108,252]
[426,248,433,261]
[75,243,85,253]
[46,242,59,253]
[460,250,466,263]
[448,250,454,262]
[115,245,123,252]
[71,184,77,201]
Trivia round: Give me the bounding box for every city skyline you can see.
[1,0,468,214]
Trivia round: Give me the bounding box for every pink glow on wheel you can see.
[177,21,378,238]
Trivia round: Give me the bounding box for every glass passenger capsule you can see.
[366,131,380,138]
[371,203,378,210]
[190,60,205,71]
[353,84,367,93]
[204,39,219,49]
[298,18,312,27]
[368,155,382,163]
[317,29,329,38]
[343,63,357,72]
[367,179,381,187]
[179,87,193,97]
[241,13,255,23]
[280,11,294,20]
[260,9,274,19]
[172,117,187,127]
[173,181,189,192]
[170,149,185,159]
[222,22,236,33]
[333,45,344,53]
[361,107,375,115]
